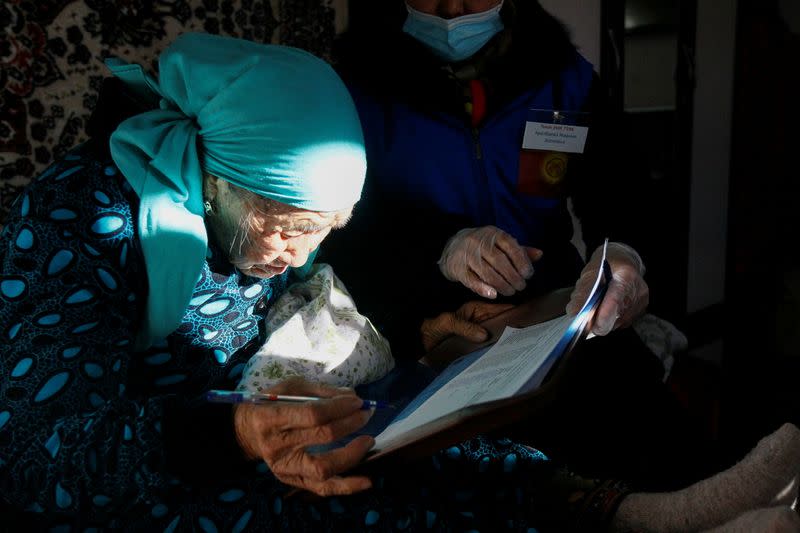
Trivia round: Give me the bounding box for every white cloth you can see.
[632,313,688,381]
[238,263,394,392]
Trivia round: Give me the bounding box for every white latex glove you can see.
[438,226,543,299]
[566,242,649,336]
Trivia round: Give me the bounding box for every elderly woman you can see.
[0,32,376,528]
[2,32,800,533]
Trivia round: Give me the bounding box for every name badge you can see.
[521,110,590,154]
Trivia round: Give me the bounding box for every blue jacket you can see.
[321,5,620,356]
[351,50,595,265]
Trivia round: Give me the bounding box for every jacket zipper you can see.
[472,127,483,160]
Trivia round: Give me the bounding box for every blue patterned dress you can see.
[1,144,625,532]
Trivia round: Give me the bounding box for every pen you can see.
[205,389,393,410]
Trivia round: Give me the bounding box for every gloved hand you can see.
[421,301,515,352]
[566,242,649,336]
[438,226,543,299]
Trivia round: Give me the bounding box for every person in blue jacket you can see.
[321,0,721,491]
[325,0,648,356]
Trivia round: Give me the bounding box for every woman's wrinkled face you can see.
[406,0,502,18]
[205,177,353,279]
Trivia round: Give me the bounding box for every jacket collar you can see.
[334,0,578,118]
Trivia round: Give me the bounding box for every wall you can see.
[779,0,800,34]
[539,0,602,69]
[624,33,677,111]
[686,0,737,313]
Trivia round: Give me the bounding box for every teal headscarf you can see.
[108,32,366,347]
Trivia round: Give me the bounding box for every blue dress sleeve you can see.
[0,154,184,520]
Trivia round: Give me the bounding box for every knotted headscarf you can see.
[108,32,366,347]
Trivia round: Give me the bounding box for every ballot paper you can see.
[362,241,612,463]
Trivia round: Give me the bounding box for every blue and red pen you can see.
[205,389,393,410]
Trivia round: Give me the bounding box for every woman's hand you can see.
[566,242,649,336]
[438,226,543,299]
[233,377,375,496]
[421,300,515,352]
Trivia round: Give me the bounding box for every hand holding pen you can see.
[229,377,377,497]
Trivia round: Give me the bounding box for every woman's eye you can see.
[281,230,306,238]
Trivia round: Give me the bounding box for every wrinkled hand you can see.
[421,300,515,352]
[233,377,375,496]
[438,226,543,299]
[566,242,649,336]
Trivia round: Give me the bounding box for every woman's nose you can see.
[283,236,315,267]
[252,232,288,263]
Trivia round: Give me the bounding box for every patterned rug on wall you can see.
[0,0,347,227]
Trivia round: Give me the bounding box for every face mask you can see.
[402,1,505,63]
